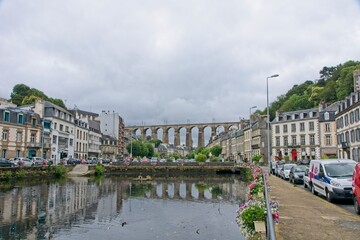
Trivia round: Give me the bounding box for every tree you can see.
[279,94,312,112]
[10,84,31,105]
[210,146,222,157]
[195,153,206,162]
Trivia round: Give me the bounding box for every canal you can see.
[0,175,247,240]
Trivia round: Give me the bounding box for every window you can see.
[30,134,36,144]
[300,135,306,145]
[54,122,57,130]
[275,126,280,133]
[52,135,57,144]
[326,135,331,145]
[309,121,314,131]
[65,126,69,132]
[276,137,280,146]
[325,123,330,132]
[283,125,288,133]
[310,134,315,145]
[350,111,355,124]
[345,114,349,126]
[291,124,296,132]
[300,123,305,131]
[4,111,10,122]
[292,135,297,145]
[356,109,360,122]
[32,118,36,126]
[18,114,23,124]
[59,124,63,131]
[16,132,23,142]
[70,139,73,146]
[351,130,355,143]
[16,150,20,157]
[2,129,9,141]
[283,136,288,146]
[1,149,6,158]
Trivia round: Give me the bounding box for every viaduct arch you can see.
[125,121,240,148]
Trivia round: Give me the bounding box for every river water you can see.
[0,175,247,240]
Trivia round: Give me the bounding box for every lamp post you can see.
[267,74,279,173]
[249,106,257,162]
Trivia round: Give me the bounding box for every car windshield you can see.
[294,166,306,172]
[324,163,356,178]
[284,165,296,170]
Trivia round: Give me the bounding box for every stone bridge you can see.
[125,121,240,147]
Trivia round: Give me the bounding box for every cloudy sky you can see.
[1,0,360,127]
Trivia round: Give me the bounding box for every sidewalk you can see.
[267,175,360,240]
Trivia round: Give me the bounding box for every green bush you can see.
[195,153,206,162]
[95,165,105,176]
[54,166,66,177]
[241,205,266,232]
[3,171,12,180]
[16,169,26,179]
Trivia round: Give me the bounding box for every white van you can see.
[309,159,356,202]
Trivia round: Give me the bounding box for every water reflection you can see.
[0,176,247,240]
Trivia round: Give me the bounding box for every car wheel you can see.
[326,189,333,203]
[311,184,318,196]
[354,197,360,215]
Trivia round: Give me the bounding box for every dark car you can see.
[289,165,307,184]
[0,158,16,167]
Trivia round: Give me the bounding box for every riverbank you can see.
[0,164,252,181]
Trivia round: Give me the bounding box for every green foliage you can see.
[16,169,26,179]
[261,60,360,121]
[54,166,66,177]
[251,154,263,163]
[10,83,67,108]
[95,165,105,176]
[195,153,206,162]
[241,205,266,232]
[210,146,222,157]
[3,171,12,180]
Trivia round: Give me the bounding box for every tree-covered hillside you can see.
[263,60,360,120]
[9,84,66,108]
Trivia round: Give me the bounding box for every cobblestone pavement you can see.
[267,174,360,240]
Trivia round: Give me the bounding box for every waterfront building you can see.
[100,135,118,160]
[28,100,75,164]
[0,106,42,158]
[74,119,89,160]
[271,103,337,161]
[98,111,125,159]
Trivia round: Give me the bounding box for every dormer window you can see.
[3,111,10,122]
[324,112,330,121]
[18,113,23,124]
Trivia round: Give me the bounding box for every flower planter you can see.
[254,220,266,232]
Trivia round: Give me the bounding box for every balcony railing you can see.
[27,142,42,148]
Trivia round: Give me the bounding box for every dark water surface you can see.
[0,176,247,240]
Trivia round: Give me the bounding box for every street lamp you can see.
[266,74,279,173]
[249,106,257,162]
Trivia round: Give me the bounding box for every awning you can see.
[322,148,337,155]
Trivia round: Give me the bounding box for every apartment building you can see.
[271,104,337,161]
[74,119,89,160]
[100,135,118,160]
[25,100,76,164]
[98,111,125,158]
[0,106,42,158]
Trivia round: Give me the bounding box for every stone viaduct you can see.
[125,121,240,148]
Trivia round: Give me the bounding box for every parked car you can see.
[140,157,149,163]
[309,159,356,202]
[279,164,297,180]
[0,158,16,167]
[102,158,111,164]
[16,157,33,167]
[297,158,310,165]
[303,167,311,189]
[353,162,360,214]
[150,157,158,163]
[275,160,285,177]
[31,157,46,166]
[289,165,307,184]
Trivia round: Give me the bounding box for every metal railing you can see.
[262,169,276,240]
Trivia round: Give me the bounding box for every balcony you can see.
[27,142,42,148]
[251,143,260,149]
